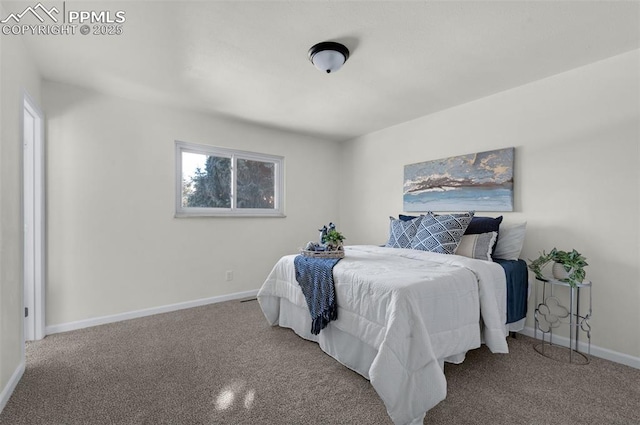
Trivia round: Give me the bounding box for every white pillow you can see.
[493,221,527,260]
[455,232,497,261]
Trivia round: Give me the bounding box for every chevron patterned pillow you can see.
[385,216,422,249]
[411,212,474,254]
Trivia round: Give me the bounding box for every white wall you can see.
[339,50,640,359]
[0,30,42,402]
[9,40,639,379]
[43,81,341,326]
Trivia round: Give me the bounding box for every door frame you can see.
[23,90,45,342]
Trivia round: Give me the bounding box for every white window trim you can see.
[175,141,285,217]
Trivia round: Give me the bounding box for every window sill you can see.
[175,211,286,218]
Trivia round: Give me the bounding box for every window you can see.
[176,141,284,217]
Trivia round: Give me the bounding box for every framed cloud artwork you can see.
[403,147,514,212]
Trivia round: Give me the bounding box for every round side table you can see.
[533,276,592,364]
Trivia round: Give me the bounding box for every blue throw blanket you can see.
[294,255,341,335]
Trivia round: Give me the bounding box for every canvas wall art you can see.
[403,147,514,212]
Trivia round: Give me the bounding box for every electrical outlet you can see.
[225,270,233,281]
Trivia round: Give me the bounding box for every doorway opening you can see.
[23,92,45,341]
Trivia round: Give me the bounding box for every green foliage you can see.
[236,159,274,209]
[186,157,275,209]
[324,229,346,249]
[187,156,231,208]
[528,248,588,288]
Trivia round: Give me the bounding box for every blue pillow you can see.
[465,215,503,258]
[465,215,503,235]
[386,216,422,249]
[411,212,474,254]
[399,214,421,222]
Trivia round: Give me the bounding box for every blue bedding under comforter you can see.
[495,259,528,324]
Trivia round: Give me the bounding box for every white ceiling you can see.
[13,0,640,141]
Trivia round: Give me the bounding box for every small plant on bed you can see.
[324,229,346,251]
[528,248,588,288]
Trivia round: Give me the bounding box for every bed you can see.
[257,243,527,425]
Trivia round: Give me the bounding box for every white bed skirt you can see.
[264,296,379,378]
[262,295,476,379]
[507,318,526,332]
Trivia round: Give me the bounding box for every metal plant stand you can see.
[534,276,592,364]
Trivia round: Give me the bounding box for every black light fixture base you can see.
[308,41,350,64]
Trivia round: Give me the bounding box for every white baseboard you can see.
[518,326,640,370]
[0,361,25,414]
[46,289,259,335]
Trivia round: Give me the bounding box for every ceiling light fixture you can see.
[308,41,350,74]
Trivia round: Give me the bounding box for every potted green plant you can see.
[324,229,346,251]
[528,248,588,288]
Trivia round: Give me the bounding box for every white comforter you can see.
[257,245,509,425]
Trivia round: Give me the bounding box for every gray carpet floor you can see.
[1,299,639,425]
